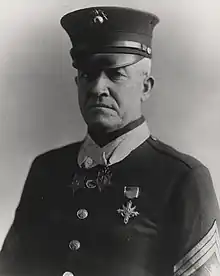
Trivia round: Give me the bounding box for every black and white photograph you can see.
[0,1,220,275]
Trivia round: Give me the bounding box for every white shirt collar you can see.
[78,121,150,169]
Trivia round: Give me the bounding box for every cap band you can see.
[74,40,150,54]
[106,41,151,54]
[102,41,148,52]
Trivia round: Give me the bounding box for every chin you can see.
[86,115,122,132]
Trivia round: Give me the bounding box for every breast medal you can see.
[69,164,112,195]
[117,186,140,224]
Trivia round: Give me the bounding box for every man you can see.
[0,6,220,276]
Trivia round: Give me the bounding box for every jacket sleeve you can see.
[172,165,220,276]
[0,156,46,274]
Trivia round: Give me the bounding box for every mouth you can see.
[88,104,115,110]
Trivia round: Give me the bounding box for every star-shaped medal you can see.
[96,165,112,191]
[117,200,139,224]
[68,172,86,195]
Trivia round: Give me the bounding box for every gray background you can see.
[1,0,220,247]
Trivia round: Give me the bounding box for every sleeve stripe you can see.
[174,242,220,276]
[174,220,220,276]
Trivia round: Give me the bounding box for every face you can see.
[75,54,153,132]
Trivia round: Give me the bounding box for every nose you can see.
[90,71,110,97]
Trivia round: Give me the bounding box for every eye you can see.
[79,71,89,79]
[106,68,127,81]
[79,70,100,81]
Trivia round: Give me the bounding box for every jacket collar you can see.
[78,120,150,168]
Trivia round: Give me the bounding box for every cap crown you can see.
[60,6,159,67]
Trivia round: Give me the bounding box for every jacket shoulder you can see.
[33,141,82,165]
[147,136,204,170]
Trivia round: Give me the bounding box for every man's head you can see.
[61,6,159,132]
[75,54,154,132]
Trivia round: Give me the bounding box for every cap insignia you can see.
[91,9,108,25]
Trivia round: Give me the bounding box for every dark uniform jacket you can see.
[0,136,220,276]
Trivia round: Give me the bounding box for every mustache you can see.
[85,95,117,110]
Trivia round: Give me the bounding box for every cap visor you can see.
[75,53,144,70]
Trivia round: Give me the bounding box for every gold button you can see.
[77,209,88,219]
[147,47,152,54]
[69,240,80,251]
[62,272,74,276]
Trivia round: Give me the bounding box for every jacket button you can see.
[62,272,74,276]
[69,240,80,251]
[77,209,88,219]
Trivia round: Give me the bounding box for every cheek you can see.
[77,82,93,103]
[115,82,142,108]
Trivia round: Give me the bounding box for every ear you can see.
[141,76,155,102]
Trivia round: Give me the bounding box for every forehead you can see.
[76,53,144,71]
